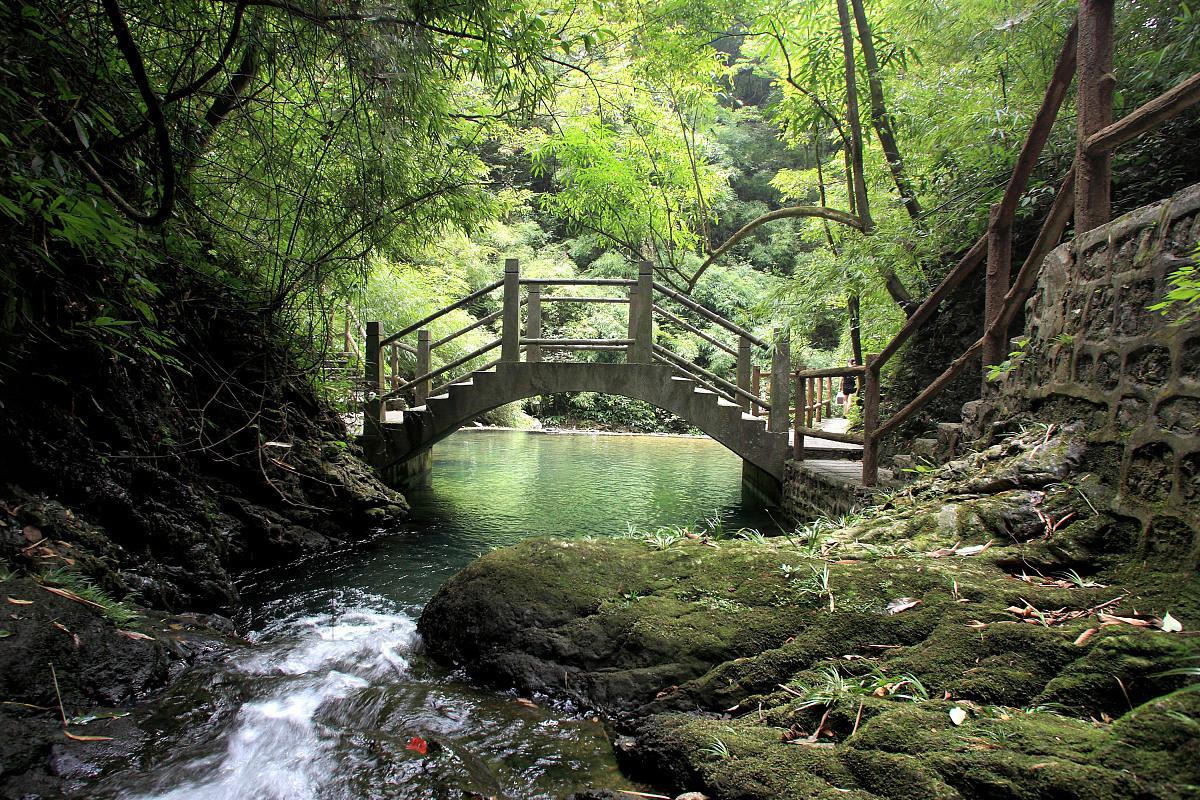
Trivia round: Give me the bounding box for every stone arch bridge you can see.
[358,260,824,502]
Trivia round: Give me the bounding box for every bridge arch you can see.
[363,362,789,499]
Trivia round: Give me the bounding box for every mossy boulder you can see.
[419,430,1200,799]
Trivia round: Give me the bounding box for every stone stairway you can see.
[889,420,967,481]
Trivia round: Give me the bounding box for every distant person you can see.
[840,358,858,411]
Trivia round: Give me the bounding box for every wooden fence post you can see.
[526,284,542,363]
[983,201,1014,371]
[630,260,654,363]
[364,321,383,426]
[793,368,806,461]
[861,353,881,487]
[737,337,752,411]
[815,375,825,424]
[415,329,431,406]
[501,258,521,362]
[751,366,762,416]
[769,330,790,433]
[389,343,400,390]
[1076,0,1114,233]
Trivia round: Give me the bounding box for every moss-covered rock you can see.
[419,430,1200,799]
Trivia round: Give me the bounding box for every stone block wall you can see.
[781,462,885,522]
[964,181,1200,569]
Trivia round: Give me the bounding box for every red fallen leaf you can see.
[406,736,428,755]
[64,730,114,742]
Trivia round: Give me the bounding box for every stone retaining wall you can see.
[781,461,882,522]
[964,181,1200,569]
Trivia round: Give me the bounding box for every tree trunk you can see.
[836,0,915,311]
[848,293,863,365]
[849,0,923,220]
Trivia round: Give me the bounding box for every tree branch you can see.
[98,0,176,225]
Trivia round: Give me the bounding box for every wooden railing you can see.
[360,258,791,431]
[801,1,1200,487]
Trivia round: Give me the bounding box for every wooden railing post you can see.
[793,368,806,461]
[751,366,762,416]
[526,284,542,363]
[501,258,521,362]
[983,201,1014,371]
[364,321,383,426]
[389,343,400,389]
[737,337,752,411]
[1076,0,1114,233]
[815,375,825,424]
[861,353,881,487]
[825,377,834,417]
[415,329,431,406]
[630,260,654,363]
[806,378,815,428]
[769,330,790,433]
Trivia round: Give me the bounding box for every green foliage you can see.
[986,337,1030,382]
[38,568,139,626]
[1148,244,1200,323]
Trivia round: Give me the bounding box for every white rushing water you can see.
[128,605,421,800]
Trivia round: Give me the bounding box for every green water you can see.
[89,430,772,800]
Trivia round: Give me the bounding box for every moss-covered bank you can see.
[420,428,1200,799]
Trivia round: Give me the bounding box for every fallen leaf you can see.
[6,598,33,605]
[515,698,538,709]
[117,630,155,641]
[0,629,11,638]
[40,585,105,611]
[956,541,993,556]
[1161,612,1183,633]
[927,541,961,558]
[406,736,428,755]
[949,707,968,726]
[1073,628,1098,646]
[22,525,42,543]
[1097,613,1154,628]
[886,597,922,615]
[63,731,114,742]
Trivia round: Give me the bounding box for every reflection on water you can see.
[88,430,771,799]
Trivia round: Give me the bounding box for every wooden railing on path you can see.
[799,0,1200,487]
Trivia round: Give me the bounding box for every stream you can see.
[86,430,778,800]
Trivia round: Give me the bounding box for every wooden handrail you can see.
[652,304,738,357]
[653,345,769,411]
[652,281,768,348]
[796,365,865,379]
[540,296,630,303]
[383,339,501,400]
[520,278,636,286]
[795,427,864,446]
[429,356,502,397]
[431,307,504,349]
[652,354,741,406]
[1085,71,1200,155]
[380,278,504,347]
[520,338,634,346]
